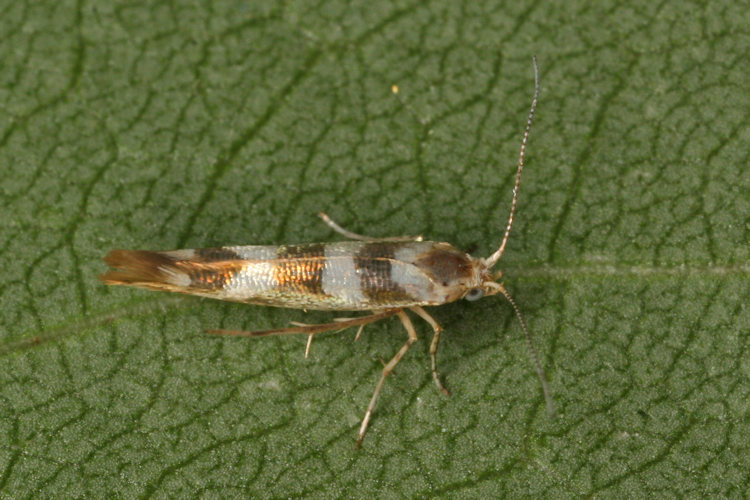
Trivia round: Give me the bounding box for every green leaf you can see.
[1,0,748,497]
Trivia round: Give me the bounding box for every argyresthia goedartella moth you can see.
[101,57,553,449]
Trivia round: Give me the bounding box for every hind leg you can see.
[356,309,417,449]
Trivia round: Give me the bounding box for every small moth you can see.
[101,57,552,449]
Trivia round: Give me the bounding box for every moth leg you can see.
[318,212,423,242]
[335,318,366,341]
[410,306,450,396]
[288,322,319,358]
[354,324,366,341]
[318,211,373,240]
[356,309,417,449]
[329,309,381,342]
[305,334,314,358]
[298,310,378,357]
[207,310,401,338]
[348,309,385,341]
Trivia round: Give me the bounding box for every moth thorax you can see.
[413,243,484,302]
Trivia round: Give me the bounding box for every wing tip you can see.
[100,249,187,289]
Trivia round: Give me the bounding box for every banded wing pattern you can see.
[100,241,479,311]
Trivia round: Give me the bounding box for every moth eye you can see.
[465,288,484,301]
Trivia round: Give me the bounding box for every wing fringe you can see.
[100,249,187,292]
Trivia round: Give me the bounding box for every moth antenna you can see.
[485,56,539,268]
[497,282,555,418]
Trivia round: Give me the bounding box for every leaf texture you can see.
[0,0,748,497]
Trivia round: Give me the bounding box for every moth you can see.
[101,57,552,449]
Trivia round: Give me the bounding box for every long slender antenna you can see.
[485,56,539,268]
[497,283,555,417]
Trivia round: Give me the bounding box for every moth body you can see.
[101,241,496,310]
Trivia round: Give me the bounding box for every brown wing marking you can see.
[100,249,244,293]
[100,250,183,290]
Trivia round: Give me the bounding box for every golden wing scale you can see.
[100,57,552,449]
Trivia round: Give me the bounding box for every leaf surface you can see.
[1,0,748,497]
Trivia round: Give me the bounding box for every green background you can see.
[1,0,748,497]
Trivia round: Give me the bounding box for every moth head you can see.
[461,263,504,302]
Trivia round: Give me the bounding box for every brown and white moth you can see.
[101,57,552,449]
